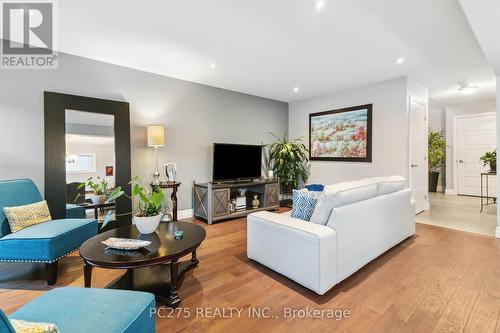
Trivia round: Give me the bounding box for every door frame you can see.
[452,111,496,196]
[408,96,429,212]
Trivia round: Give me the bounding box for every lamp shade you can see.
[147,125,165,147]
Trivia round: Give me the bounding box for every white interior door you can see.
[410,99,429,213]
[457,114,496,196]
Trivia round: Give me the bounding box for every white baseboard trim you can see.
[178,209,194,220]
[495,227,500,239]
[445,188,457,195]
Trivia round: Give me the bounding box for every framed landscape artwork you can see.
[309,104,372,162]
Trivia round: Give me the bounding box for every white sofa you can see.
[247,176,415,295]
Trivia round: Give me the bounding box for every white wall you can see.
[445,99,496,192]
[289,77,411,185]
[66,142,115,185]
[496,76,500,238]
[0,52,288,211]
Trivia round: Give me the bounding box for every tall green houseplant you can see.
[428,130,446,192]
[267,133,309,204]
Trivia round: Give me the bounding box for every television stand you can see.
[193,179,279,224]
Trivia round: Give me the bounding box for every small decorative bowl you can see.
[174,230,184,239]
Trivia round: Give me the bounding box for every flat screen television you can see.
[213,143,262,182]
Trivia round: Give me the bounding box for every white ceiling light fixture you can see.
[457,81,479,95]
[293,87,300,93]
[314,0,325,11]
[396,57,405,64]
[210,63,217,69]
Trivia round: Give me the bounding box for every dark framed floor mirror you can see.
[44,92,132,230]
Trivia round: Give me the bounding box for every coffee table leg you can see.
[84,261,92,288]
[168,260,181,307]
[191,249,199,265]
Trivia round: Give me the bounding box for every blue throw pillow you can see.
[291,189,322,221]
[305,184,324,192]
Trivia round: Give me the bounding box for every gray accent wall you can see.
[0,51,288,211]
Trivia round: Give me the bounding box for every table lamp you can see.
[147,125,165,185]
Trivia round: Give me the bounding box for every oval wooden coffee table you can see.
[79,221,206,308]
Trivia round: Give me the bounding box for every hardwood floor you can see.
[1,213,500,332]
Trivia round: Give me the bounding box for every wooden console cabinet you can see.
[193,180,279,224]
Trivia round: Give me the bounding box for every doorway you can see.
[455,112,496,196]
[410,98,429,214]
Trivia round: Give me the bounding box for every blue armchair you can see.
[0,179,97,285]
[0,287,156,333]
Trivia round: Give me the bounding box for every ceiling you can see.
[459,0,500,76]
[50,0,497,104]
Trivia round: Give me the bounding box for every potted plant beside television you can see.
[480,149,496,173]
[428,130,446,192]
[267,132,309,206]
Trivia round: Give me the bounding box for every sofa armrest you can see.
[247,211,337,294]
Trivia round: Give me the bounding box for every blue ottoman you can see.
[4,287,156,333]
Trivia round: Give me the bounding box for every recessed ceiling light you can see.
[293,87,300,93]
[396,57,405,64]
[210,63,217,69]
[314,0,325,11]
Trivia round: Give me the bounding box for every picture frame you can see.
[309,104,372,162]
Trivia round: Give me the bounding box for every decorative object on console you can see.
[309,104,372,162]
[428,130,446,192]
[236,196,247,210]
[165,161,177,183]
[252,195,260,209]
[267,132,309,205]
[147,125,165,186]
[238,188,247,196]
[4,200,52,233]
[267,170,274,180]
[290,189,322,221]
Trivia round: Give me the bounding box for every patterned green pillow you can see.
[10,318,59,333]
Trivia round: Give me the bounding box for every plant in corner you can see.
[103,177,168,234]
[267,132,309,205]
[77,176,108,204]
[428,130,446,193]
[480,149,496,173]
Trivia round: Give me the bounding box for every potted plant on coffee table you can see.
[103,177,167,234]
[78,176,108,204]
[480,149,497,173]
[428,130,446,192]
[267,132,309,206]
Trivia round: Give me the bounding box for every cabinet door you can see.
[212,188,230,217]
[264,183,279,207]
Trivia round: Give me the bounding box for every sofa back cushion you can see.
[0,310,15,333]
[309,179,379,225]
[374,176,406,195]
[0,179,43,238]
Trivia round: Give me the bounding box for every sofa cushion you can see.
[309,179,379,225]
[0,179,43,239]
[374,176,406,195]
[0,219,97,262]
[10,287,156,333]
[291,189,322,222]
[4,200,52,233]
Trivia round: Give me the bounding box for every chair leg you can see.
[46,261,58,285]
